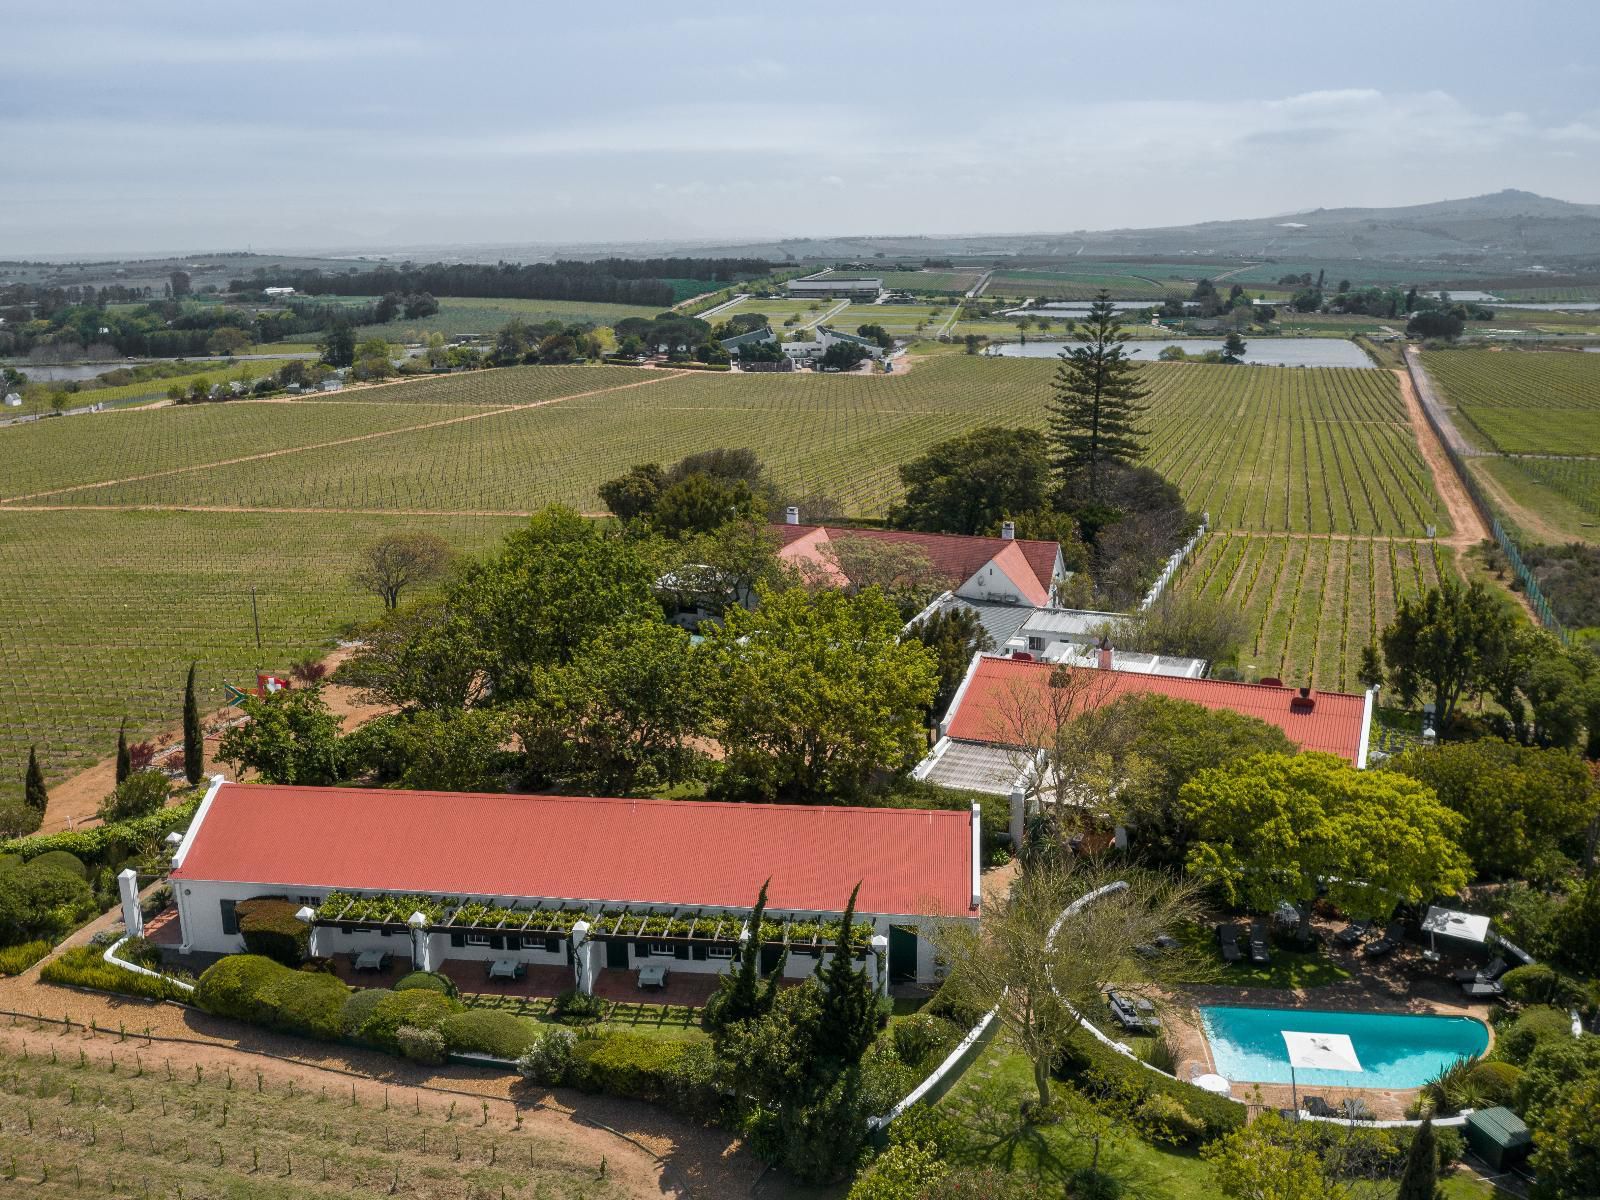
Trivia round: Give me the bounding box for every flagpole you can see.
[1290,1062,1298,1121]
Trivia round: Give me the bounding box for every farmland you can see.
[0,354,1451,807]
[352,295,666,342]
[1172,531,1453,690]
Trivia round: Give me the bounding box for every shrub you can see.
[0,854,20,873]
[194,953,348,1039]
[1501,963,1584,1009]
[195,955,284,1022]
[923,975,986,1029]
[1498,1005,1573,1064]
[341,989,387,1037]
[847,1141,948,1199]
[0,940,50,976]
[1435,1125,1464,1168]
[394,970,458,998]
[517,1027,578,1086]
[0,797,200,868]
[0,858,96,942]
[1055,1031,1244,1142]
[235,897,310,966]
[1135,1091,1207,1146]
[553,987,604,1023]
[1067,1166,1123,1200]
[29,850,87,879]
[357,989,464,1053]
[1139,1034,1180,1076]
[1467,1060,1522,1107]
[41,945,191,1002]
[117,936,164,970]
[892,1013,958,1069]
[440,1010,538,1059]
[396,1024,447,1066]
[571,1033,688,1104]
[98,770,169,823]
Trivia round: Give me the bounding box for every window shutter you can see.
[634,938,649,957]
[674,943,689,961]
[545,935,560,954]
[450,932,465,948]
[691,944,708,961]
[219,899,238,936]
[489,934,505,950]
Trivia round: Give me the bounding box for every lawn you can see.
[1213,947,1355,989]
[353,295,667,341]
[0,1037,632,1198]
[462,992,706,1043]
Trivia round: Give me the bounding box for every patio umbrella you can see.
[1421,906,1490,955]
[1282,1031,1361,1118]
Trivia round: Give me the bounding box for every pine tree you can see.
[182,663,203,786]
[1046,290,1150,502]
[24,745,48,814]
[1396,1115,1439,1200]
[115,719,132,786]
[815,883,880,1064]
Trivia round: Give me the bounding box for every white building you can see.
[787,276,884,300]
[167,782,979,990]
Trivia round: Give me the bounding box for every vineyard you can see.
[1171,532,1453,690]
[0,354,1454,807]
[1422,349,1600,455]
[1512,457,1600,520]
[351,294,663,341]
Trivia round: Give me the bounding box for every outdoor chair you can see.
[1248,922,1271,965]
[1304,1096,1335,1118]
[1217,923,1244,964]
[1364,927,1400,958]
[1461,979,1504,999]
[1451,956,1507,985]
[1333,920,1371,948]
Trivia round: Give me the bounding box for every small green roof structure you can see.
[1464,1106,1532,1170]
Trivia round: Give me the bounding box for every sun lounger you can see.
[1364,926,1400,958]
[1333,920,1371,948]
[1304,1095,1335,1118]
[1248,921,1271,965]
[1217,923,1244,964]
[1461,979,1503,999]
[1450,956,1507,985]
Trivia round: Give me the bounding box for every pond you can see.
[989,337,1376,368]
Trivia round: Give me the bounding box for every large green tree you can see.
[1529,1072,1600,1200]
[905,604,995,719]
[1380,580,1513,735]
[1384,740,1598,883]
[888,426,1049,535]
[217,687,344,785]
[703,585,937,802]
[337,598,491,713]
[1180,752,1471,920]
[1046,291,1151,501]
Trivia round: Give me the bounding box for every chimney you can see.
[784,505,800,525]
[1097,647,1113,671]
[1299,685,1311,699]
[1000,520,1015,540]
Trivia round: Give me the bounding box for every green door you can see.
[605,939,629,969]
[889,926,919,984]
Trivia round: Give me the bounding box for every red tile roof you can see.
[945,656,1370,765]
[172,785,975,917]
[771,524,1059,598]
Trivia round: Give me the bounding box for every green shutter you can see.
[674,943,689,960]
[691,944,708,961]
[449,932,465,948]
[219,899,238,936]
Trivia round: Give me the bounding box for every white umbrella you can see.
[1283,1031,1361,1117]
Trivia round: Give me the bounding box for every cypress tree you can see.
[24,745,48,814]
[1046,290,1150,502]
[705,878,777,1031]
[182,663,203,786]
[115,719,132,786]
[1396,1116,1438,1200]
[815,883,879,1064]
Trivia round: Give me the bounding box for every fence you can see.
[1140,515,1208,611]
[1402,349,1568,642]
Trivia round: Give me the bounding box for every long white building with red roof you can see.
[167,781,979,989]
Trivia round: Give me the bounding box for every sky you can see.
[3,1,1599,256]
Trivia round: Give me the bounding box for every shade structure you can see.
[1282,1031,1362,1074]
[1193,1073,1232,1096]
[1421,907,1490,944]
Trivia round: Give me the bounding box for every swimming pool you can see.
[1199,1005,1489,1089]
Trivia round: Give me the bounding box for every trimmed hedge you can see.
[29,850,87,879]
[194,953,349,1040]
[1501,964,1585,1009]
[1468,1060,1523,1107]
[0,797,201,867]
[440,1009,538,1059]
[236,897,309,966]
[41,945,191,1002]
[1055,1031,1245,1144]
[340,989,387,1038]
[1497,1006,1573,1065]
[395,970,458,998]
[356,989,464,1053]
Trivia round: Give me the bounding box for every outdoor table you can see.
[638,964,668,989]
[488,958,523,981]
[1193,1073,1232,1097]
[354,950,387,972]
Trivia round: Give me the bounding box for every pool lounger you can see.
[1217,923,1244,964]
[1450,956,1507,985]
[1333,920,1371,948]
[1460,979,1504,999]
[1247,922,1271,965]
[1304,1095,1335,1118]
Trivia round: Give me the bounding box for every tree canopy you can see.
[1380,579,1514,735]
[1180,752,1471,919]
[1046,291,1151,502]
[888,425,1050,536]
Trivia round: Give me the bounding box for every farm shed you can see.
[1464,1107,1532,1170]
[167,782,980,990]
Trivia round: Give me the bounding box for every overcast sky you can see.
[4,1,1598,256]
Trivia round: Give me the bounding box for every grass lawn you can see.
[1215,948,1355,989]
[462,991,706,1042]
[937,1039,1217,1199]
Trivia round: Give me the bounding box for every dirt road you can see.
[1392,367,1486,551]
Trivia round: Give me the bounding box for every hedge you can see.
[341,989,387,1037]
[1468,1060,1523,1107]
[29,850,87,879]
[0,941,51,976]
[394,970,458,998]
[194,953,349,1040]
[41,945,192,1002]
[0,797,201,867]
[569,1033,727,1123]
[355,989,464,1053]
[440,1010,538,1059]
[1501,964,1585,1009]
[1055,1031,1245,1143]
[1497,1006,1573,1065]
[236,897,309,966]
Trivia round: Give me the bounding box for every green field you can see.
[1423,349,1600,455]
[0,354,1450,807]
[705,296,852,330]
[986,270,1172,300]
[878,269,984,294]
[1172,531,1453,689]
[0,1036,630,1199]
[6,359,306,419]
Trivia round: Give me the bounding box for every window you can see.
[648,940,674,957]
[520,935,552,951]
[465,933,491,948]
[219,899,238,937]
[297,895,320,906]
[707,945,735,959]
[1027,636,1046,652]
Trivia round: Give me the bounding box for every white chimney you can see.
[1000,520,1015,540]
[784,505,800,525]
[1097,647,1113,670]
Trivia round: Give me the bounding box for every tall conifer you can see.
[115,719,132,785]
[182,663,203,786]
[24,745,48,815]
[1046,290,1150,501]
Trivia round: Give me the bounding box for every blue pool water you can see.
[1199,1005,1489,1089]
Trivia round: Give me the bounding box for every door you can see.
[889,925,919,984]
[604,939,629,970]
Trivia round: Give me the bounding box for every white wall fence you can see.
[1140,516,1208,612]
